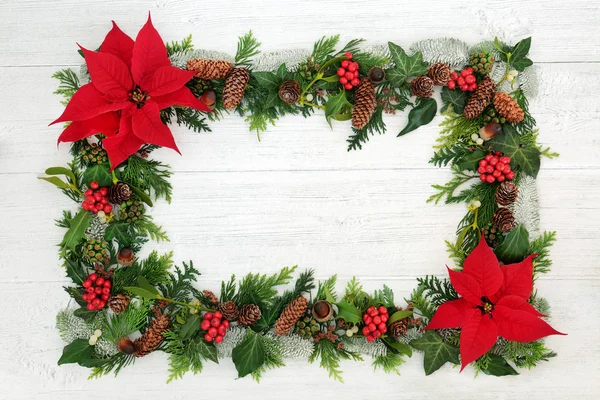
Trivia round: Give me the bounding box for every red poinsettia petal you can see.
[152,86,212,112]
[131,102,180,153]
[50,83,127,125]
[424,298,477,330]
[102,117,145,170]
[447,267,483,305]
[459,312,498,372]
[79,45,133,99]
[496,255,535,300]
[130,13,170,85]
[140,65,196,97]
[57,112,120,144]
[495,295,544,317]
[99,21,134,67]
[462,235,503,297]
[494,303,565,342]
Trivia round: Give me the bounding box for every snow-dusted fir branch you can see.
[410,38,470,67]
[216,325,247,358]
[56,309,93,342]
[491,61,539,98]
[251,49,311,72]
[341,336,386,358]
[509,175,541,239]
[397,326,424,345]
[267,332,314,359]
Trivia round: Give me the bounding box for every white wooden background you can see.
[0,0,599,399]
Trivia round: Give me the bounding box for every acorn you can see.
[200,90,217,109]
[368,67,385,84]
[117,247,135,266]
[312,300,333,322]
[117,337,135,354]
[479,122,503,141]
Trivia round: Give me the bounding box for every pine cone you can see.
[218,300,239,321]
[389,320,408,338]
[133,307,170,357]
[351,78,376,129]
[108,293,130,314]
[464,76,496,119]
[496,181,518,206]
[186,59,233,80]
[278,80,300,104]
[222,68,250,109]
[493,207,516,232]
[275,296,308,335]
[493,92,524,123]
[427,62,451,86]
[237,304,261,326]
[410,75,434,98]
[202,290,219,306]
[107,182,131,205]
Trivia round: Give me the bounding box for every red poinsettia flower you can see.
[50,14,210,169]
[425,235,564,371]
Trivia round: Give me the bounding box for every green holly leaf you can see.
[73,307,97,323]
[488,125,541,177]
[481,355,519,376]
[253,71,280,89]
[410,331,460,375]
[231,329,265,378]
[82,163,113,187]
[58,339,94,366]
[335,299,362,324]
[440,86,468,114]
[61,209,92,250]
[398,98,437,137]
[324,90,349,127]
[387,42,428,84]
[494,224,530,264]
[64,258,88,285]
[104,222,131,244]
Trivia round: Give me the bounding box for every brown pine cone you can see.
[493,207,516,232]
[496,181,518,206]
[202,290,219,306]
[493,92,525,123]
[410,75,434,98]
[186,59,233,80]
[107,182,131,205]
[222,68,250,109]
[275,296,308,335]
[133,307,170,357]
[108,293,130,314]
[278,80,300,104]
[352,78,376,130]
[237,304,261,326]
[427,62,451,86]
[218,300,239,321]
[389,320,408,338]
[464,76,496,119]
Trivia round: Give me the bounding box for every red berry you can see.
[378,306,387,315]
[83,279,92,288]
[486,175,496,184]
[101,293,110,301]
[204,333,213,342]
[497,175,505,182]
[447,80,456,89]
[90,181,99,190]
[504,165,511,173]
[477,166,486,174]
[344,83,353,90]
[201,320,211,330]
[87,303,96,311]
[210,318,220,327]
[92,298,101,307]
[489,156,499,166]
[460,69,469,77]
[379,325,387,333]
[495,163,506,172]
[485,165,494,173]
[465,67,474,75]
[95,277,105,286]
[506,171,515,180]
[345,52,352,59]
[350,78,360,86]
[341,60,349,68]
[339,77,348,85]
[457,77,465,86]
[344,71,354,80]
[84,189,93,197]
[367,306,376,314]
[480,174,487,182]
[222,320,230,329]
[89,273,98,281]
[492,170,501,178]
[373,331,381,339]
[366,335,375,343]
[479,159,488,167]
[369,309,378,317]
[102,287,111,295]
[82,202,90,210]
[373,316,382,325]
[468,83,478,91]
[95,287,103,295]
[86,286,95,294]
[218,326,227,336]
[465,75,476,84]
[378,322,386,331]
[94,192,102,201]
[485,155,493,162]
[215,335,224,344]
[103,280,111,288]
[204,312,213,320]
[368,323,377,332]
[348,63,357,72]
[99,187,108,196]
[337,67,346,77]
[208,327,218,338]
[380,314,388,323]
[353,70,359,78]
[82,294,89,302]
[500,156,511,164]
[450,72,459,80]
[100,198,108,205]
[362,326,370,336]
[460,84,469,91]
[363,315,372,324]
[214,311,223,320]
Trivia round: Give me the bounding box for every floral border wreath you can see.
[46,14,564,382]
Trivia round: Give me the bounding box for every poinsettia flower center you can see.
[477,296,494,315]
[129,86,150,108]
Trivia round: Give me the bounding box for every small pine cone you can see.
[133,307,170,357]
[352,78,376,129]
[427,62,451,86]
[218,300,239,321]
[222,68,250,109]
[275,296,308,335]
[464,76,496,119]
[237,304,262,326]
[389,320,408,338]
[202,290,219,306]
[278,80,301,104]
[496,181,518,206]
[107,182,131,205]
[493,207,516,232]
[410,75,434,98]
[108,293,130,314]
[186,58,233,80]
[493,92,525,123]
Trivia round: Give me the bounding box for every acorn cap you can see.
[479,122,503,141]
[117,247,135,266]
[117,337,135,354]
[311,300,333,322]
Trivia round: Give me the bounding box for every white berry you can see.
[93,329,102,337]
[352,326,359,333]
[471,133,479,141]
[509,70,519,77]
[305,93,314,102]
[88,335,98,346]
[346,330,353,337]
[97,211,105,218]
[476,138,484,145]
[474,200,482,208]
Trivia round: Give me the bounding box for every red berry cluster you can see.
[447,68,478,92]
[478,153,514,183]
[82,181,113,214]
[82,273,111,311]
[361,305,389,342]
[336,52,360,90]
[201,311,230,343]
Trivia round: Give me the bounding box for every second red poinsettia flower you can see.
[424,235,564,371]
[50,14,211,169]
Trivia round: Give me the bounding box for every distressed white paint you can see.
[0,1,599,399]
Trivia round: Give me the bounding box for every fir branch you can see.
[112,251,173,292]
[163,326,218,382]
[316,275,337,302]
[427,166,476,204]
[445,239,469,266]
[132,217,169,242]
[159,261,201,303]
[429,144,471,167]
[99,301,152,343]
[235,31,261,68]
[435,108,482,149]
[162,107,211,133]
[347,107,386,151]
[234,266,297,307]
[415,276,459,307]
[529,231,557,276]
[372,352,405,375]
[220,275,237,303]
[513,89,536,134]
[251,335,285,382]
[343,277,362,301]
[336,38,364,58]
[165,34,193,56]
[52,68,80,103]
[312,35,340,64]
[309,339,362,383]
[408,284,436,322]
[88,353,135,379]
[502,340,556,368]
[121,156,173,203]
[372,285,395,308]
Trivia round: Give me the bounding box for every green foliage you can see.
[372,285,395,309]
[445,240,469,266]
[58,339,94,366]
[312,35,340,64]
[346,106,385,151]
[120,157,173,203]
[429,144,471,167]
[529,231,557,276]
[410,331,460,375]
[427,166,476,204]
[166,34,193,56]
[159,261,201,303]
[163,323,219,382]
[162,107,211,133]
[489,124,541,177]
[440,86,468,114]
[372,352,405,375]
[494,224,530,264]
[52,68,80,103]
[476,354,519,376]
[112,251,173,294]
[99,301,152,343]
[88,353,135,379]
[234,266,297,308]
[386,42,428,84]
[316,274,337,302]
[235,31,261,68]
[61,209,92,250]
[435,108,483,149]
[398,98,437,137]
[309,338,362,383]
[415,276,458,307]
[232,329,266,378]
[251,335,285,382]
[502,340,556,368]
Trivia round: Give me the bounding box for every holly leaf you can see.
[58,339,94,366]
[82,163,113,187]
[481,354,519,376]
[488,125,541,177]
[410,331,460,375]
[494,224,530,264]
[73,307,98,323]
[440,86,468,114]
[179,314,201,340]
[231,329,265,378]
[398,98,437,137]
[61,209,92,250]
[275,63,288,80]
[456,149,487,172]
[104,222,132,244]
[253,71,280,89]
[335,299,362,324]
[387,42,428,84]
[64,258,88,285]
[324,91,349,127]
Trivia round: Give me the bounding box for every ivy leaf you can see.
[510,37,531,63]
[335,299,362,324]
[104,222,131,244]
[264,91,279,109]
[38,176,71,189]
[231,329,265,378]
[494,224,530,264]
[388,310,413,324]
[61,209,92,250]
[456,149,487,172]
[410,331,460,375]
[383,338,413,357]
[195,337,219,364]
[64,258,88,285]
[275,63,288,80]
[481,355,519,376]
[489,125,541,177]
[179,315,201,340]
[440,86,468,114]
[58,339,94,366]
[253,71,280,89]
[511,57,533,72]
[123,286,161,300]
[387,42,428,84]
[398,98,437,137]
[324,91,348,127]
[82,163,113,187]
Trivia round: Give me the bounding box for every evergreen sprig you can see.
[166,34,194,56]
[52,68,80,103]
[235,31,261,68]
[309,339,362,383]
